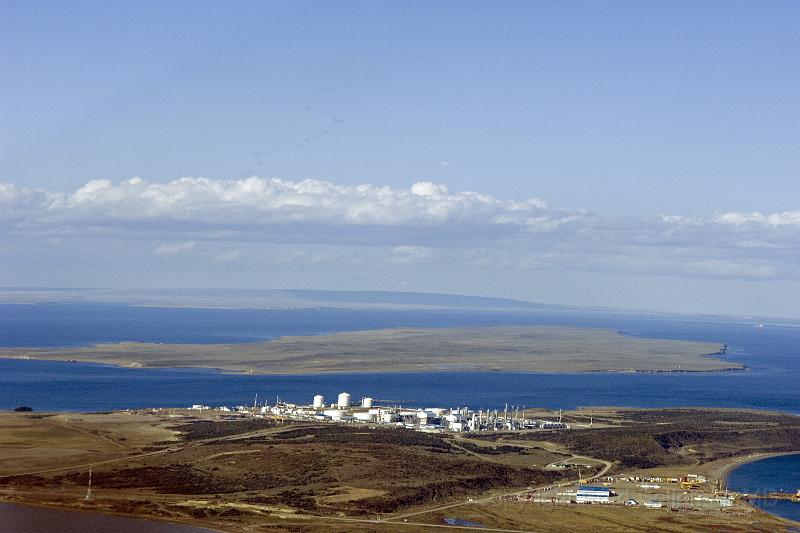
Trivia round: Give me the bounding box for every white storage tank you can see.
[362,397,373,408]
[353,412,376,422]
[337,392,351,408]
[324,409,345,420]
[313,395,325,409]
[381,412,398,423]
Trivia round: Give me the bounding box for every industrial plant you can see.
[192,392,570,433]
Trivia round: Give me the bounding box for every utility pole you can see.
[85,466,92,500]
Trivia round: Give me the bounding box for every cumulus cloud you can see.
[2,176,799,282]
[0,177,574,231]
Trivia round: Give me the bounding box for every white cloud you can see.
[1,177,571,231]
[682,260,787,280]
[714,211,800,227]
[2,176,799,283]
[155,241,197,256]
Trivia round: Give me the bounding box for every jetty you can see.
[747,490,800,502]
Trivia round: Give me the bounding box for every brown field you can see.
[1,407,798,532]
[0,325,737,373]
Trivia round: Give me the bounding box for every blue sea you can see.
[1,303,798,413]
[727,454,800,523]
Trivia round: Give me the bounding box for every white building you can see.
[576,486,612,503]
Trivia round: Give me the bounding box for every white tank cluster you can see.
[323,409,345,420]
[254,392,569,434]
[313,395,325,409]
[337,392,351,408]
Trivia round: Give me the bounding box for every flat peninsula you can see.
[0,325,741,374]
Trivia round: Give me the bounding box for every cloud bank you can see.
[2,176,799,282]
[0,177,573,231]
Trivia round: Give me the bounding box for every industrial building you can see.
[217,392,572,435]
[576,486,613,503]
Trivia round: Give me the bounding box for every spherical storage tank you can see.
[337,392,351,408]
[313,395,325,409]
[361,397,373,408]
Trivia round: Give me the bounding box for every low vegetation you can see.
[2,408,799,532]
[476,408,800,470]
[173,417,278,441]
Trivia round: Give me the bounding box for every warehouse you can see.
[576,486,613,503]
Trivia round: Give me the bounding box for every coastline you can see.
[0,325,738,375]
[717,451,800,526]
[719,450,800,488]
[0,355,746,376]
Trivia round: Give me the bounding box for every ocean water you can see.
[727,454,800,523]
[0,303,600,347]
[0,503,218,533]
[0,303,799,413]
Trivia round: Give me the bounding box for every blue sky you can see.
[1,1,799,317]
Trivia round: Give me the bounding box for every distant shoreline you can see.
[0,325,740,375]
[0,355,747,376]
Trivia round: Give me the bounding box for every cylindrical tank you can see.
[381,412,398,423]
[353,412,376,422]
[362,397,373,408]
[313,395,325,409]
[324,409,344,419]
[337,392,351,408]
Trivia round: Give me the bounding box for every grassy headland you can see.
[0,325,739,374]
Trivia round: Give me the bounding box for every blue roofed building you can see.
[576,486,613,503]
